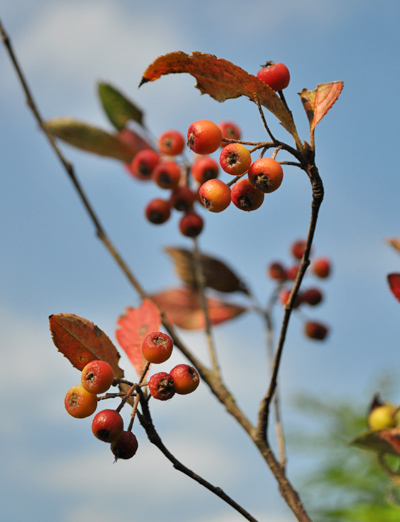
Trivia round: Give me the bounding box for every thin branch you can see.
[264,291,287,469]
[137,390,260,522]
[256,161,324,440]
[192,238,221,376]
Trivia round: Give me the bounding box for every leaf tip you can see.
[138,77,150,88]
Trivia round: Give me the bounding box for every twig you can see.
[264,290,287,469]
[192,237,221,376]
[256,161,324,439]
[136,390,260,522]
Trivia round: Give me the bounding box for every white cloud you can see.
[16,1,183,80]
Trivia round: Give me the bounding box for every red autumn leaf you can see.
[388,273,400,302]
[115,299,162,377]
[49,313,123,377]
[299,81,344,134]
[140,51,299,142]
[151,287,247,330]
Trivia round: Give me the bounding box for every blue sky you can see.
[1,1,400,521]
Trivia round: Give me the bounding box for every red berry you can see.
[304,321,329,341]
[158,130,185,156]
[279,288,302,308]
[302,288,323,306]
[145,198,171,224]
[231,178,264,211]
[291,240,307,260]
[199,179,231,213]
[64,385,98,419]
[170,364,200,395]
[191,156,219,185]
[111,431,139,461]
[152,161,181,189]
[187,120,222,155]
[219,143,252,176]
[312,257,331,278]
[142,332,173,364]
[169,186,196,212]
[217,121,241,146]
[286,264,300,280]
[179,212,204,237]
[257,62,290,91]
[92,409,124,443]
[81,360,114,394]
[148,372,175,401]
[268,262,286,281]
[128,149,160,180]
[247,158,283,193]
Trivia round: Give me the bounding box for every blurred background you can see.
[1,1,399,521]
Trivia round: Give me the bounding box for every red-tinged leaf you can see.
[98,82,145,131]
[386,238,400,255]
[388,273,400,302]
[151,287,247,330]
[49,313,123,377]
[115,299,161,377]
[140,51,299,140]
[379,428,400,455]
[350,428,400,457]
[45,118,137,162]
[116,127,153,156]
[299,81,343,133]
[165,247,249,294]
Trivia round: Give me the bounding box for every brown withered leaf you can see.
[299,81,344,134]
[115,299,161,378]
[165,247,249,294]
[45,118,138,162]
[140,51,298,140]
[386,238,400,255]
[49,313,123,377]
[151,287,247,330]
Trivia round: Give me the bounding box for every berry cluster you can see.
[125,111,287,239]
[126,129,203,237]
[64,333,200,460]
[267,239,332,341]
[64,360,139,460]
[143,331,200,400]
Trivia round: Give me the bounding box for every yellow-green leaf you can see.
[45,118,136,162]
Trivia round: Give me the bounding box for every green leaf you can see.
[345,502,400,522]
[98,82,145,131]
[45,118,136,162]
